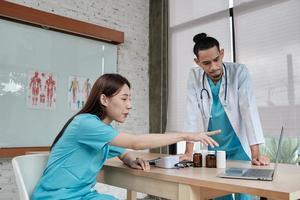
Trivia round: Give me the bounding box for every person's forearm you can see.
[110,130,220,151]
[250,144,260,159]
[119,151,132,166]
[128,133,188,150]
[185,142,194,155]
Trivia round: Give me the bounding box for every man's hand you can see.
[252,155,270,166]
[250,144,270,166]
[179,153,193,161]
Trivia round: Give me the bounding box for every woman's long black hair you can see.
[50,73,130,150]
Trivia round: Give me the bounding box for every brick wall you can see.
[0,0,149,199]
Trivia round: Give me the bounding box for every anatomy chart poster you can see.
[68,76,92,111]
[27,71,57,110]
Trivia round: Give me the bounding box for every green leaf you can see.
[262,137,300,164]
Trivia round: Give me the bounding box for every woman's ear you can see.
[100,94,108,106]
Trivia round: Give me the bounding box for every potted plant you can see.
[260,137,300,164]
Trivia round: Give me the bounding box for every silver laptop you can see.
[218,126,284,181]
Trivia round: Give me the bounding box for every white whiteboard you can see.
[0,18,117,147]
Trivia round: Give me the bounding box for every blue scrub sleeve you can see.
[108,145,126,159]
[75,115,118,151]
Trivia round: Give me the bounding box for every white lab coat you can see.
[183,62,265,159]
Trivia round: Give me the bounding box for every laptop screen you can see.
[273,126,284,177]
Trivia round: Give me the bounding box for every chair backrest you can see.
[12,153,49,200]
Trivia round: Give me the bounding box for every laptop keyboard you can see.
[243,169,273,177]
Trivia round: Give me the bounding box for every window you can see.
[168,0,231,153]
[234,0,300,137]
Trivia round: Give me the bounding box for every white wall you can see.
[0,0,149,199]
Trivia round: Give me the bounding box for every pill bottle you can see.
[216,150,226,168]
[206,150,216,168]
[193,153,202,167]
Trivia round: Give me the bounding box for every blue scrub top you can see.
[32,114,125,200]
[207,78,249,161]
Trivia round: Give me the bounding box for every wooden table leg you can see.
[178,184,200,200]
[127,189,137,200]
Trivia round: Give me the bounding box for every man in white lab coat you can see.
[183,33,269,200]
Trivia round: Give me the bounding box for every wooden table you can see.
[97,152,300,200]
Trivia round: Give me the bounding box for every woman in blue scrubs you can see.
[182,33,270,200]
[31,73,220,200]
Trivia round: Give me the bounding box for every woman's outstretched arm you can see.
[110,130,220,150]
